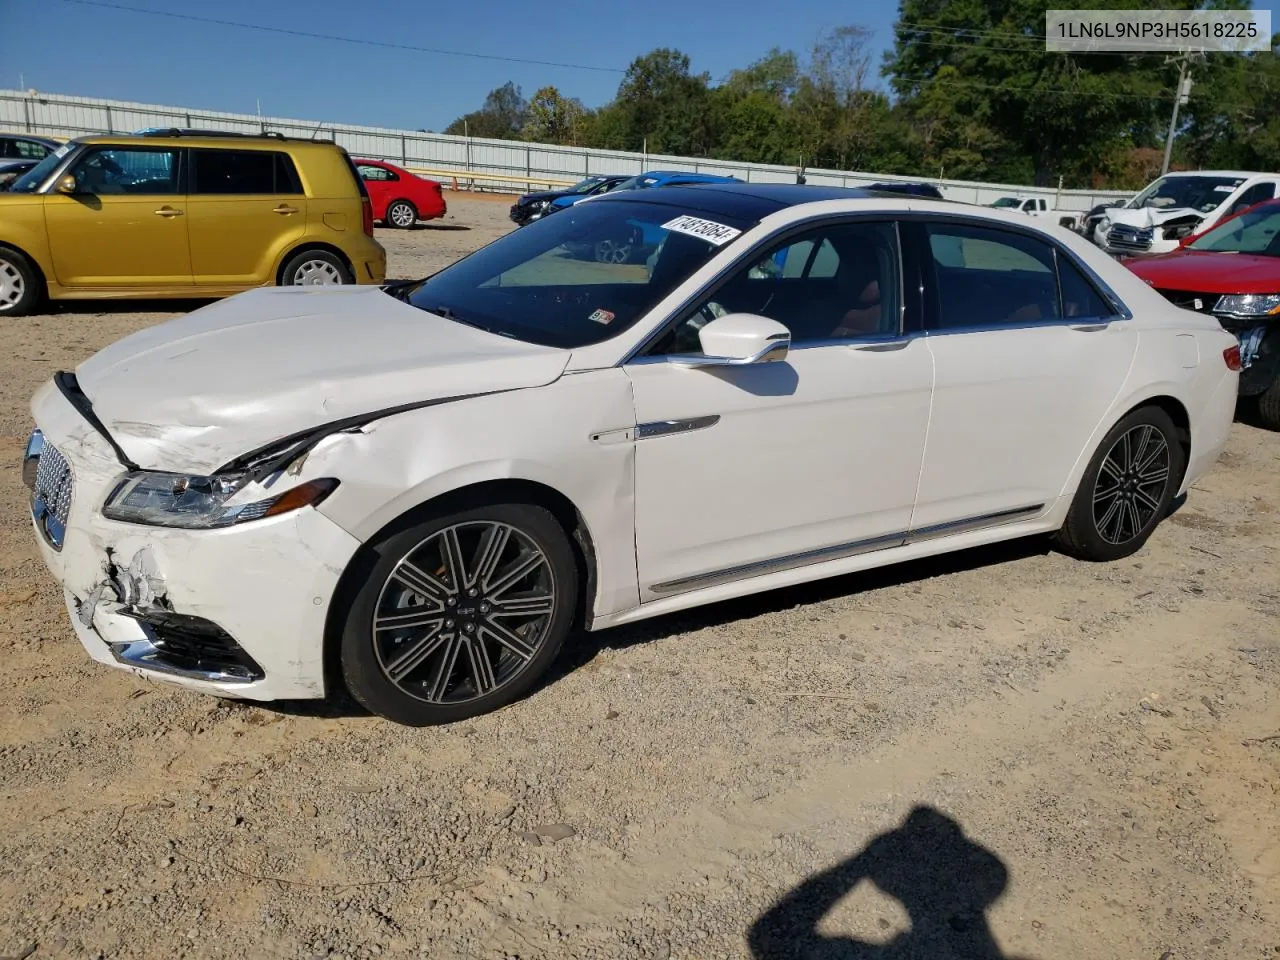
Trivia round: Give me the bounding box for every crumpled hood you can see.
[1109,205,1207,229]
[73,285,571,474]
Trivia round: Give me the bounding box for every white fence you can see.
[0,89,1131,211]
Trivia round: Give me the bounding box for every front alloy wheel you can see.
[340,503,578,725]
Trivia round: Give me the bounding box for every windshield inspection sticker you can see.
[589,308,615,325]
[662,215,742,247]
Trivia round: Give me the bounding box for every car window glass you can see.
[1229,182,1276,214]
[358,164,390,181]
[926,223,1060,329]
[649,221,901,355]
[70,147,179,195]
[191,149,301,194]
[16,139,50,159]
[1057,255,1112,318]
[405,200,753,349]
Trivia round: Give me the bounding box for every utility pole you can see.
[1161,50,1198,175]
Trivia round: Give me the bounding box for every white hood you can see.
[1108,204,1207,229]
[73,285,571,474]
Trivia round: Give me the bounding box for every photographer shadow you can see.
[748,806,1034,960]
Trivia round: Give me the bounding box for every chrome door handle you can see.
[153,206,183,217]
[1069,322,1109,332]
[851,339,910,351]
[273,204,299,215]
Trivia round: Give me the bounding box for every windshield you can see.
[990,198,1021,208]
[1187,203,1280,256]
[400,198,754,348]
[8,142,74,193]
[1128,175,1246,213]
[569,177,605,194]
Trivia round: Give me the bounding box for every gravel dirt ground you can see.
[1,193,1278,960]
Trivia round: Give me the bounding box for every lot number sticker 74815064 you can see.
[662,215,743,247]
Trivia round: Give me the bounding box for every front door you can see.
[43,144,191,287]
[626,220,934,598]
[185,147,308,285]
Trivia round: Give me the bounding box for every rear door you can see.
[185,148,307,286]
[907,218,1138,531]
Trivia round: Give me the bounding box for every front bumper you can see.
[27,381,362,702]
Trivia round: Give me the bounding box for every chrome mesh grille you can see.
[1106,225,1154,252]
[33,441,74,527]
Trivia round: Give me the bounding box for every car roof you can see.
[1159,170,1269,178]
[71,131,340,149]
[592,182,935,220]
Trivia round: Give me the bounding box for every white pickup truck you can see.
[989,196,1082,230]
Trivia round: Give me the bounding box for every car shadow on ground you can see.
[382,223,471,232]
[33,298,215,316]
[554,534,1057,678]
[746,805,1036,960]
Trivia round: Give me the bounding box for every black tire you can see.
[385,199,417,229]
[340,502,578,726]
[0,246,43,317]
[1055,406,1185,562]
[1257,378,1280,431]
[279,249,353,286]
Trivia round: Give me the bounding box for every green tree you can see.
[443,81,528,140]
[612,49,715,155]
[884,0,1182,186]
[522,86,588,145]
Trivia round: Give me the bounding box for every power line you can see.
[895,74,1178,102]
[59,0,626,74]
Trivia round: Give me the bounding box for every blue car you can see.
[548,169,742,214]
[555,170,743,263]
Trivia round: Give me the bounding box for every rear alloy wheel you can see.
[281,249,353,286]
[1055,406,1185,561]
[594,238,632,264]
[386,200,417,229]
[340,503,578,725]
[0,247,42,317]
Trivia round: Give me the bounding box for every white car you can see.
[1099,170,1279,256]
[24,185,1241,726]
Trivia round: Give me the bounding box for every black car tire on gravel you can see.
[280,249,353,286]
[1257,379,1280,431]
[340,501,578,726]
[1055,405,1185,562]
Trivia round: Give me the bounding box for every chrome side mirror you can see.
[666,313,791,367]
[55,174,78,195]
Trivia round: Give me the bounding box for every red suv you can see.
[353,158,446,228]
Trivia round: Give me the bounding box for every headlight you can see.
[1213,293,1280,318]
[102,472,337,529]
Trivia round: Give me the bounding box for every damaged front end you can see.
[75,546,265,685]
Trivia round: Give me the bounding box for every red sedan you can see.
[1125,199,1280,428]
[353,158,447,228]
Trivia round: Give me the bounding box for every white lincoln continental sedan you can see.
[25,184,1240,725]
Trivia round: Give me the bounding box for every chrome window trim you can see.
[621,208,1134,366]
[648,503,1045,596]
[913,213,1134,329]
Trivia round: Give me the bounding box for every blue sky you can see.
[0,0,900,131]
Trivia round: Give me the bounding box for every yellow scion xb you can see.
[0,129,388,316]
